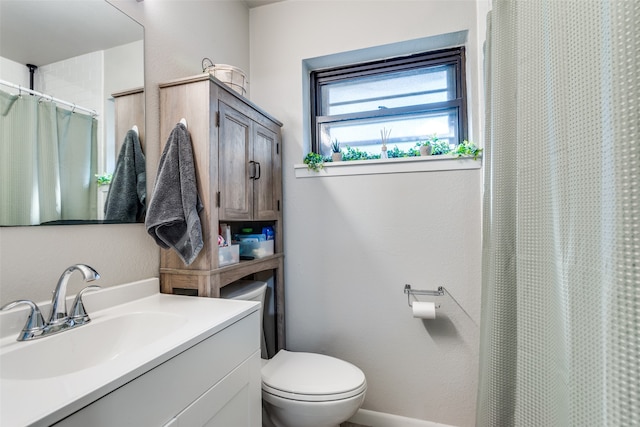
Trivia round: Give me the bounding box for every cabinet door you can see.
[171,353,261,427]
[252,123,279,220]
[219,101,252,220]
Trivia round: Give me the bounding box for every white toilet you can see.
[221,280,367,427]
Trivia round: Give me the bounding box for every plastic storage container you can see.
[218,244,240,266]
[238,240,274,259]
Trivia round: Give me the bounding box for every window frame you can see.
[310,47,468,156]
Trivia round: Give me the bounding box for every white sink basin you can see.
[1,311,186,380]
[0,278,260,427]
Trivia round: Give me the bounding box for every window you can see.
[310,47,467,158]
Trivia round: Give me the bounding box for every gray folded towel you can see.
[145,123,203,265]
[104,129,146,222]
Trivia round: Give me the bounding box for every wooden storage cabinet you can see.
[218,101,280,221]
[158,75,285,350]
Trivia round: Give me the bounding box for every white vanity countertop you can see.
[0,278,259,427]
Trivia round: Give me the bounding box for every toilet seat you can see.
[262,350,367,402]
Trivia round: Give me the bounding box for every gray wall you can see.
[0,0,250,304]
[250,2,488,425]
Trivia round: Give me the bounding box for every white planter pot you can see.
[419,146,432,156]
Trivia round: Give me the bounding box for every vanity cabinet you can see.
[157,75,285,350]
[53,311,261,427]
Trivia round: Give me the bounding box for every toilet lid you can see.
[262,350,366,402]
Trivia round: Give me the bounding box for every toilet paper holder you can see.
[403,284,444,308]
[404,284,476,326]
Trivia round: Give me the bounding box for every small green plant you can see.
[430,139,451,155]
[452,140,483,160]
[386,145,420,158]
[342,145,380,161]
[95,173,112,186]
[303,152,324,172]
[416,134,440,148]
[407,146,421,157]
[331,139,341,153]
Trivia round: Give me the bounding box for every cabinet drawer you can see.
[54,311,260,427]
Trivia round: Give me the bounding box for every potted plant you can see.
[452,140,483,160]
[415,141,432,156]
[95,173,112,186]
[416,134,441,156]
[303,152,324,172]
[330,139,342,162]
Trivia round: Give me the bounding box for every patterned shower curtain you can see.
[56,107,98,221]
[0,89,97,225]
[477,1,639,426]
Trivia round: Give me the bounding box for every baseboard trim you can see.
[347,409,458,427]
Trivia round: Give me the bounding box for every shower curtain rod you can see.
[0,79,99,117]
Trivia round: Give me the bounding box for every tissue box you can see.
[238,239,274,259]
[218,244,239,266]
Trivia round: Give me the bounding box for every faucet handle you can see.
[69,285,101,325]
[1,300,46,341]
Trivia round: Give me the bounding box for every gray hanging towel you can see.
[146,122,203,265]
[104,129,146,222]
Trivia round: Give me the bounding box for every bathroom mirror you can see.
[0,1,144,226]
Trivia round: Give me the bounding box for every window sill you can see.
[294,155,482,178]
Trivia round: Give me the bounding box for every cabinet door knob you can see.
[254,162,261,180]
[249,160,256,179]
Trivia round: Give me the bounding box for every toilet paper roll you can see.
[412,302,436,319]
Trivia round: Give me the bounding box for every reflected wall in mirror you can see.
[0,0,145,226]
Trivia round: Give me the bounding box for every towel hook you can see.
[179,118,188,129]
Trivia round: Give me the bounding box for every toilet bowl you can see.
[262,349,366,427]
[221,280,366,427]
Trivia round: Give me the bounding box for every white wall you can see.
[250,2,484,426]
[104,40,145,97]
[36,51,104,117]
[0,57,30,87]
[0,0,250,305]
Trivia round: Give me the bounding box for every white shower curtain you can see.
[477,1,639,426]
[0,89,97,225]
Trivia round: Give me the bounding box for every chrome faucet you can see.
[1,264,101,341]
[49,264,100,325]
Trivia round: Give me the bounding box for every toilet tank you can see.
[220,280,268,359]
[220,280,267,302]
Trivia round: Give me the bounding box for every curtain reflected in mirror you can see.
[0,0,144,226]
[0,90,98,225]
